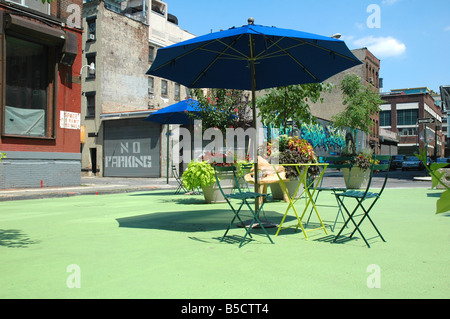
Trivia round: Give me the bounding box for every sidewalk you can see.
[0,170,432,201]
[0,177,178,201]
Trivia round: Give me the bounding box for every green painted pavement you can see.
[0,188,449,299]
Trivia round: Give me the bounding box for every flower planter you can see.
[342,167,370,189]
[202,171,235,203]
[270,178,304,201]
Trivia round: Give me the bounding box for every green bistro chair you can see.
[214,165,274,248]
[172,165,189,195]
[333,155,392,248]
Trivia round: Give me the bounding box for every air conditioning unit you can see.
[88,34,95,41]
[369,77,374,83]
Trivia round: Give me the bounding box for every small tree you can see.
[191,88,252,133]
[331,74,384,154]
[257,83,333,130]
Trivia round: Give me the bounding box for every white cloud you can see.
[445,26,450,32]
[382,0,400,5]
[352,36,406,58]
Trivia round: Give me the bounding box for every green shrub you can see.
[182,161,216,190]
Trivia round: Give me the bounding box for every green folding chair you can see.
[172,165,189,194]
[333,155,392,248]
[306,156,354,231]
[214,165,274,248]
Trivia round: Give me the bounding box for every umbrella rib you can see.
[265,37,320,81]
[290,38,362,62]
[149,41,216,73]
[214,37,251,59]
[198,47,247,60]
[190,35,246,87]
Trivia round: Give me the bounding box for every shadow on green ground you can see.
[0,229,40,248]
[116,209,297,233]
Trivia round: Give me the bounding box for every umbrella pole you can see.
[249,33,260,211]
[166,124,169,184]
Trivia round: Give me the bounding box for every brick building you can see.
[309,48,383,154]
[380,87,444,157]
[0,0,83,188]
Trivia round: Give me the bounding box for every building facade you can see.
[380,87,444,157]
[0,0,83,188]
[309,48,383,154]
[81,0,194,177]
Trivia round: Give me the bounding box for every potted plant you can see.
[341,148,378,189]
[182,152,236,203]
[267,135,318,200]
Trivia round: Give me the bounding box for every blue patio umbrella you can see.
[144,99,201,184]
[144,98,201,125]
[146,18,362,199]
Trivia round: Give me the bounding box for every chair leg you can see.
[221,201,253,244]
[334,197,371,248]
[349,199,386,243]
[331,192,347,232]
[239,199,273,247]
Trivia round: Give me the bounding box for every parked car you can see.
[391,155,406,170]
[402,156,423,171]
[435,157,450,168]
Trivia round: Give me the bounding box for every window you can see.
[185,87,192,99]
[148,46,155,63]
[86,17,96,41]
[380,111,391,127]
[174,83,180,101]
[148,77,154,98]
[86,53,96,79]
[161,80,168,96]
[399,128,417,136]
[397,109,418,126]
[85,92,96,118]
[6,0,50,15]
[4,34,54,138]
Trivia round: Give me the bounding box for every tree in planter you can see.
[331,74,384,155]
[190,88,252,133]
[257,83,333,131]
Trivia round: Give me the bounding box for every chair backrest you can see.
[358,155,392,198]
[319,156,354,169]
[172,165,181,180]
[213,165,240,196]
[318,156,354,187]
[371,155,392,196]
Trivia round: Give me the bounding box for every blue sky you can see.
[164,0,449,94]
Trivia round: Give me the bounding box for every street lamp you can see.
[79,62,95,77]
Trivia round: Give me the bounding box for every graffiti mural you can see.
[300,122,347,155]
[265,119,347,156]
